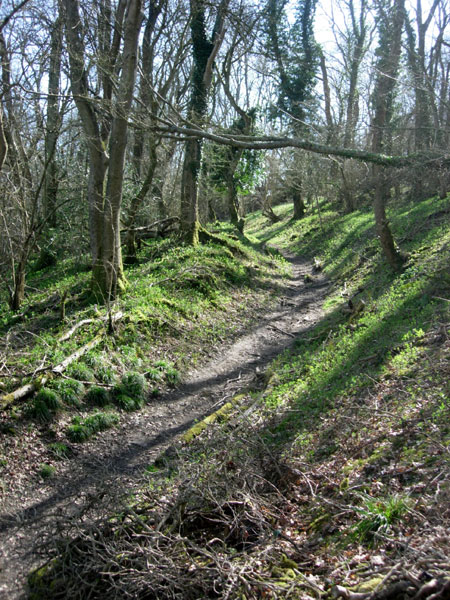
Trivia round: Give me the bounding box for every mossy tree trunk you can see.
[180,0,229,243]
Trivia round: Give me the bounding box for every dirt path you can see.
[0,254,330,599]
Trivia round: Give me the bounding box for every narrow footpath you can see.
[0,253,330,599]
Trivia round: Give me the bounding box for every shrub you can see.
[85,385,110,407]
[32,388,61,422]
[115,394,143,412]
[351,494,410,544]
[39,463,56,479]
[66,423,91,443]
[52,379,85,407]
[145,367,163,383]
[146,361,180,386]
[96,365,117,384]
[165,366,181,386]
[119,372,146,398]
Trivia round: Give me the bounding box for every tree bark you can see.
[63,0,142,301]
[180,0,229,243]
[370,0,406,270]
[292,186,305,220]
[43,17,63,230]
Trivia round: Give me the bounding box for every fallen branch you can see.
[58,311,124,342]
[0,311,124,409]
[0,335,102,409]
[155,122,448,168]
[268,324,296,338]
[120,215,179,234]
[58,318,97,342]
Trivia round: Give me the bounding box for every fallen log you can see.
[0,312,124,410]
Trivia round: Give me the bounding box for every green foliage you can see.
[351,494,409,544]
[38,463,56,479]
[85,385,110,407]
[206,112,262,197]
[48,442,72,460]
[66,412,119,442]
[145,361,180,387]
[32,388,61,422]
[112,372,146,411]
[145,366,164,383]
[115,394,143,412]
[96,365,117,384]
[165,366,181,386]
[66,362,95,382]
[119,372,146,398]
[51,378,85,407]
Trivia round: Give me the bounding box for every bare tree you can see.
[63,0,143,301]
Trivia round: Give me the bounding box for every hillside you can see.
[0,195,449,599]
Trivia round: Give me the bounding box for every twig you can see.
[268,324,296,338]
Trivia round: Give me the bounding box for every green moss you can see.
[353,576,385,593]
[183,396,246,443]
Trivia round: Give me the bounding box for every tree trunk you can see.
[180,0,228,243]
[125,140,158,263]
[373,166,404,269]
[370,0,406,270]
[226,171,244,233]
[94,0,142,299]
[292,185,305,220]
[63,0,142,301]
[0,105,7,171]
[181,137,201,244]
[11,258,26,311]
[43,17,63,230]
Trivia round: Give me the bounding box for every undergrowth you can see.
[28,195,450,599]
[0,229,287,434]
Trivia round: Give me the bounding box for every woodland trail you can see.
[0,253,330,599]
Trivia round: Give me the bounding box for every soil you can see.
[0,253,330,599]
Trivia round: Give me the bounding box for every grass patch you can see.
[85,385,110,407]
[38,463,56,479]
[350,493,410,545]
[50,378,85,408]
[31,388,61,422]
[66,412,119,442]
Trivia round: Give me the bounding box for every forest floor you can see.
[1,196,449,599]
[0,251,330,598]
